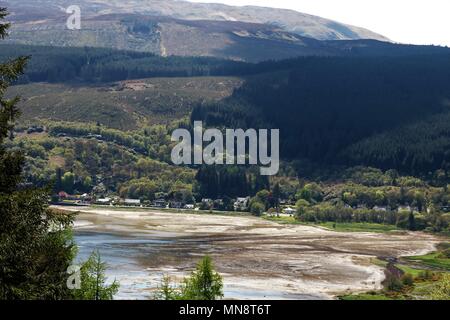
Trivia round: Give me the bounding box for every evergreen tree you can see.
[407,212,416,231]
[272,183,281,209]
[72,251,119,300]
[181,256,223,300]
[154,256,223,300]
[0,8,75,299]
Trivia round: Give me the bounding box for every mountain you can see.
[0,0,389,62]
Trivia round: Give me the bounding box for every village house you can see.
[122,198,141,206]
[95,197,112,205]
[169,201,183,209]
[234,197,250,211]
[283,207,296,216]
[398,205,418,213]
[152,199,167,208]
[373,205,388,212]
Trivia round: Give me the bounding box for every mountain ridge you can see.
[0,0,390,62]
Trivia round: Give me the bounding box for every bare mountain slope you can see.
[79,0,388,41]
[0,0,388,62]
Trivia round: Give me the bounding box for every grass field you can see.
[405,252,450,270]
[340,243,450,300]
[264,215,400,233]
[340,293,394,300]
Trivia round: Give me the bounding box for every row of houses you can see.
[347,204,421,213]
[200,197,251,211]
[93,197,197,210]
[57,192,254,212]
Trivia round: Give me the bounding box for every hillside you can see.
[192,54,450,177]
[2,42,449,86]
[1,0,389,61]
[8,77,242,130]
[2,0,387,40]
[4,43,450,178]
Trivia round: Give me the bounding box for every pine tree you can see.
[72,251,119,300]
[0,8,75,299]
[181,256,223,300]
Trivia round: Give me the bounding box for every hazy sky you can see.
[189,0,450,46]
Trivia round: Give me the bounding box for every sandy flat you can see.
[58,206,441,300]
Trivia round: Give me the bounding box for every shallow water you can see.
[68,206,439,300]
[74,231,315,300]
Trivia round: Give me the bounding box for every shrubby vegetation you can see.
[155,256,223,300]
[289,168,450,232]
[431,274,450,300]
[71,251,119,300]
[0,12,74,298]
[341,243,450,300]
[0,11,118,300]
[7,121,195,198]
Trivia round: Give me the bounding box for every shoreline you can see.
[56,205,441,300]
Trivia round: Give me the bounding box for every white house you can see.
[124,198,141,206]
[283,207,296,215]
[234,197,250,211]
[373,206,388,212]
[96,197,111,205]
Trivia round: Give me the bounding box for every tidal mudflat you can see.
[60,206,440,300]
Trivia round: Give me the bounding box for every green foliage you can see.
[0,10,75,299]
[71,251,119,300]
[155,256,223,301]
[343,167,394,187]
[401,274,414,287]
[8,124,196,196]
[296,183,323,203]
[180,256,223,300]
[248,189,273,215]
[439,249,450,259]
[61,172,75,194]
[153,275,179,300]
[385,274,404,292]
[295,199,310,217]
[417,270,435,281]
[406,252,450,270]
[430,274,450,300]
[249,200,265,216]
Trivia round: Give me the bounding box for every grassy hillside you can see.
[8,77,242,130]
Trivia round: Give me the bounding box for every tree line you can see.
[0,44,253,84]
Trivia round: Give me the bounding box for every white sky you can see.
[188,0,450,46]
